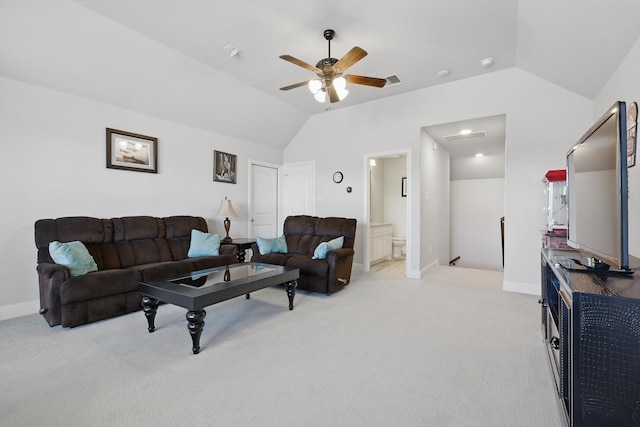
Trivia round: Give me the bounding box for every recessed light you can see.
[437,69,451,77]
[475,153,484,157]
[460,129,472,135]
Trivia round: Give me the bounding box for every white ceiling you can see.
[1,0,639,154]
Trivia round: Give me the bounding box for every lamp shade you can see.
[308,79,322,94]
[219,198,238,218]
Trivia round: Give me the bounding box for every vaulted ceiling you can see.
[1,0,639,150]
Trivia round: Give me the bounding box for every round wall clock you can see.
[333,171,343,183]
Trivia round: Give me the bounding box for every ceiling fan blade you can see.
[280,81,310,91]
[279,55,320,73]
[346,74,387,88]
[327,84,340,103]
[334,47,367,72]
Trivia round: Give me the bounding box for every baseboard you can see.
[409,258,438,279]
[0,299,40,322]
[503,280,539,295]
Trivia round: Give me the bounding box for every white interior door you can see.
[283,162,314,217]
[249,162,279,238]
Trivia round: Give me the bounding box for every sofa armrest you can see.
[37,262,70,280]
[326,248,355,293]
[219,244,238,257]
[328,247,354,260]
[36,262,70,327]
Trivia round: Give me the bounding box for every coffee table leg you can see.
[285,280,297,310]
[141,295,159,332]
[186,309,206,354]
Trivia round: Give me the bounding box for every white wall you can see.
[369,161,385,223]
[382,157,407,238]
[451,178,505,271]
[284,68,593,293]
[0,77,282,318]
[420,132,450,269]
[594,37,640,260]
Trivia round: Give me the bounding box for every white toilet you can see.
[392,237,406,258]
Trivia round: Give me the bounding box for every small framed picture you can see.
[401,177,407,197]
[106,128,157,173]
[214,150,237,184]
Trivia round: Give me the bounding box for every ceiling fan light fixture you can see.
[333,76,349,101]
[308,79,322,94]
[314,90,327,103]
[279,29,386,104]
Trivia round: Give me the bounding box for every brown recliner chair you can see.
[250,215,357,294]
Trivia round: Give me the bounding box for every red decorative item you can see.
[543,169,566,183]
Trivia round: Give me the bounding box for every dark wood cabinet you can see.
[540,249,640,427]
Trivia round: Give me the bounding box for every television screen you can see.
[566,101,629,271]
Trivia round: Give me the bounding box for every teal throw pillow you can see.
[312,236,344,260]
[49,240,98,276]
[256,236,288,255]
[187,229,220,257]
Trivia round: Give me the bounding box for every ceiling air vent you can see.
[385,74,403,87]
[443,131,487,142]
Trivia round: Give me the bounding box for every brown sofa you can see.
[250,215,357,294]
[35,215,237,327]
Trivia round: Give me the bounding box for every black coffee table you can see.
[139,262,299,354]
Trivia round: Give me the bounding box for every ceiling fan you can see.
[279,29,387,103]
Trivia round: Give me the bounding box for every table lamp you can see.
[219,197,238,243]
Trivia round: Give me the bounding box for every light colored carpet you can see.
[0,266,563,427]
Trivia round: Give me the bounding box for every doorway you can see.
[364,151,409,277]
[423,114,506,271]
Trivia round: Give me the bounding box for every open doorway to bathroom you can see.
[367,152,408,277]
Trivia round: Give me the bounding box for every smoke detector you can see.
[480,57,494,68]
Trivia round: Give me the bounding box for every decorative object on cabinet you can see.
[333,171,343,183]
[628,101,637,167]
[106,128,158,173]
[401,177,407,197]
[213,150,237,183]
[218,197,239,242]
[542,170,569,250]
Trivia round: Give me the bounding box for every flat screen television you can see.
[566,101,633,274]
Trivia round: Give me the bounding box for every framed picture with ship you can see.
[106,128,158,173]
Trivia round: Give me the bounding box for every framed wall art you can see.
[106,128,158,173]
[213,150,237,184]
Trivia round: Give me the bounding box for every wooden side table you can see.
[224,238,256,262]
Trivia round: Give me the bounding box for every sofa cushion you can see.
[134,259,196,282]
[189,254,236,271]
[113,216,164,241]
[286,255,329,278]
[60,268,140,304]
[253,252,292,266]
[49,241,99,276]
[256,236,287,255]
[312,236,344,260]
[187,229,220,257]
[283,215,319,255]
[316,217,357,249]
